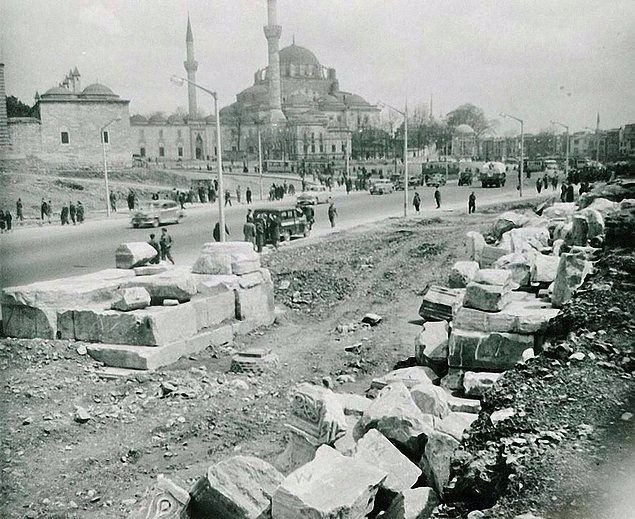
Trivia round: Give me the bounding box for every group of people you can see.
[225,185,254,206]
[38,198,85,225]
[241,210,281,252]
[268,181,294,201]
[147,228,175,265]
[535,175,559,193]
[411,188,477,214]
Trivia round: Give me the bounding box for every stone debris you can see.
[192,242,260,275]
[188,455,283,519]
[490,407,515,425]
[479,244,510,268]
[133,265,169,276]
[463,281,512,313]
[383,487,439,519]
[361,312,383,326]
[418,285,465,322]
[353,429,422,495]
[410,383,451,418]
[463,371,503,397]
[371,367,436,390]
[115,242,158,269]
[551,253,592,308]
[494,253,531,286]
[447,395,481,414]
[448,329,534,371]
[110,287,151,312]
[491,211,530,239]
[500,227,550,255]
[355,382,434,457]
[419,431,459,494]
[530,254,560,285]
[229,348,279,374]
[333,415,359,456]
[124,268,198,304]
[271,445,386,519]
[448,261,480,288]
[466,231,486,263]
[414,320,449,366]
[163,299,179,306]
[135,474,190,519]
[332,392,371,417]
[74,406,91,424]
[434,411,478,441]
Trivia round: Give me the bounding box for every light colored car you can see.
[370,179,395,195]
[297,184,329,205]
[132,200,182,228]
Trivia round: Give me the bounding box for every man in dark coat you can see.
[434,188,442,209]
[41,198,47,220]
[213,222,230,242]
[61,205,69,225]
[255,215,266,253]
[69,202,76,224]
[468,191,476,214]
[160,228,175,264]
[148,233,161,264]
[246,187,252,204]
[565,183,575,202]
[16,198,23,221]
[328,201,337,228]
[76,201,84,223]
[269,214,281,248]
[413,191,421,212]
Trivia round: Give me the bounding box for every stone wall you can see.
[8,117,42,157]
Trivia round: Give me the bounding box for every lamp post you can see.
[500,113,524,197]
[379,101,408,217]
[101,116,121,217]
[171,75,226,241]
[551,120,570,180]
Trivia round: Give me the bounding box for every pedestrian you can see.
[61,204,69,225]
[255,215,266,253]
[565,183,575,203]
[236,185,242,204]
[213,221,230,242]
[148,233,161,264]
[413,191,421,212]
[40,198,47,220]
[47,201,52,223]
[110,191,117,212]
[127,191,134,211]
[328,200,337,228]
[0,210,4,233]
[160,228,175,264]
[536,178,542,193]
[16,198,23,221]
[246,209,253,223]
[468,191,476,214]
[302,204,315,229]
[4,210,12,232]
[560,184,567,202]
[69,201,76,225]
[246,187,252,205]
[552,175,558,191]
[243,219,256,249]
[76,201,84,223]
[269,214,280,248]
[225,190,232,207]
[434,188,441,209]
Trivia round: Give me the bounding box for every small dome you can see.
[130,114,148,124]
[279,44,320,67]
[167,114,185,125]
[454,124,475,135]
[42,86,73,97]
[149,113,167,124]
[81,83,116,96]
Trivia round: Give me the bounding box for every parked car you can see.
[131,200,182,228]
[479,162,507,188]
[370,179,395,194]
[253,207,310,242]
[297,184,328,205]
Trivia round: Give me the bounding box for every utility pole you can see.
[101,116,121,217]
[500,113,524,197]
[257,127,263,200]
[552,121,570,180]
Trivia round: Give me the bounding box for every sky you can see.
[1,0,634,134]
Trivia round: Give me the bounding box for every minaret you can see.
[184,16,198,119]
[263,0,285,123]
[0,63,11,151]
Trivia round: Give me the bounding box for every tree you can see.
[446,103,490,135]
[6,96,36,118]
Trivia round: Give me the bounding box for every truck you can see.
[479,161,507,188]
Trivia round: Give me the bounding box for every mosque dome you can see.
[81,83,116,96]
[167,114,185,125]
[317,95,345,110]
[130,114,148,124]
[279,44,320,67]
[149,113,167,124]
[454,124,475,135]
[41,86,74,97]
[341,93,370,107]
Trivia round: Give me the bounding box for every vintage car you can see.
[297,184,328,205]
[131,200,182,228]
[253,207,310,242]
[370,179,395,194]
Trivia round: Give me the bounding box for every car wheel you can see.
[152,219,159,227]
[132,223,139,228]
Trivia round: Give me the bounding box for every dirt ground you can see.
[0,201,632,519]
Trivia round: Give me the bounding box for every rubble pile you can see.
[1,242,275,371]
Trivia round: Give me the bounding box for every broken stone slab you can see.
[473,268,513,287]
[276,430,320,475]
[493,253,531,286]
[86,324,233,370]
[414,320,449,366]
[229,348,279,374]
[383,487,439,519]
[463,371,503,397]
[479,245,510,268]
[231,259,261,276]
[585,197,618,216]
[371,367,436,390]
[192,242,260,275]
[238,270,265,289]
[353,429,422,496]
[419,431,459,495]
[440,368,465,393]
[571,214,590,246]
[418,285,465,322]
[190,291,236,330]
[500,227,550,256]
[530,254,560,285]
[355,382,434,457]
[163,299,179,306]
[580,208,605,239]
[448,261,480,288]
[133,265,170,277]
[188,455,283,519]
[111,287,151,312]
[135,474,190,519]
[454,299,559,334]
[434,411,478,441]
[448,329,534,371]
[272,445,386,519]
[466,231,486,263]
[410,383,451,418]
[542,202,577,220]
[463,282,513,313]
[1,305,58,339]
[492,211,531,239]
[193,273,241,295]
[123,268,198,304]
[332,393,371,417]
[361,312,383,326]
[235,283,275,328]
[447,395,481,414]
[551,253,592,308]
[333,415,359,456]
[115,242,158,269]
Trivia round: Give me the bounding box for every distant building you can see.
[451,124,477,158]
[619,124,635,158]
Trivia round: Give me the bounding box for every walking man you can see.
[236,185,242,204]
[225,190,232,207]
[110,191,117,212]
[148,233,161,264]
[16,198,23,221]
[246,187,252,204]
[255,215,266,253]
[69,201,76,225]
[4,210,12,232]
[468,191,476,214]
[536,178,542,193]
[47,201,52,223]
[213,222,230,242]
[40,198,47,220]
[328,200,337,228]
[413,191,421,213]
[61,204,69,225]
[76,201,84,223]
[243,218,256,249]
[434,187,442,209]
[160,228,175,264]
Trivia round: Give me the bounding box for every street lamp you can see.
[171,75,226,241]
[500,113,524,197]
[101,116,121,217]
[379,101,409,217]
[551,120,570,180]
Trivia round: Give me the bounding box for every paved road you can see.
[0,181,537,289]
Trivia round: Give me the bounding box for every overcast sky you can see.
[2,0,634,133]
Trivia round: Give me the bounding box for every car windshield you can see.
[141,202,160,210]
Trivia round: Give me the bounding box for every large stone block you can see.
[418,285,465,322]
[230,348,279,374]
[551,253,592,308]
[134,474,190,519]
[355,382,434,457]
[111,287,151,312]
[193,273,241,295]
[492,212,530,239]
[353,429,422,495]
[124,268,198,304]
[494,253,531,286]
[500,227,550,255]
[419,431,459,495]
[271,445,386,519]
[571,214,589,246]
[190,291,236,330]
[580,208,605,239]
[372,367,436,390]
[473,269,513,287]
[433,411,478,441]
[454,299,559,334]
[410,383,451,419]
[447,395,481,414]
[192,242,260,275]
[463,282,512,312]
[235,282,275,328]
[115,242,158,269]
[542,202,577,220]
[188,455,283,519]
[463,371,503,397]
[415,320,449,366]
[383,487,439,519]
[530,254,560,284]
[448,261,480,289]
[448,329,534,371]
[479,245,510,268]
[1,304,58,339]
